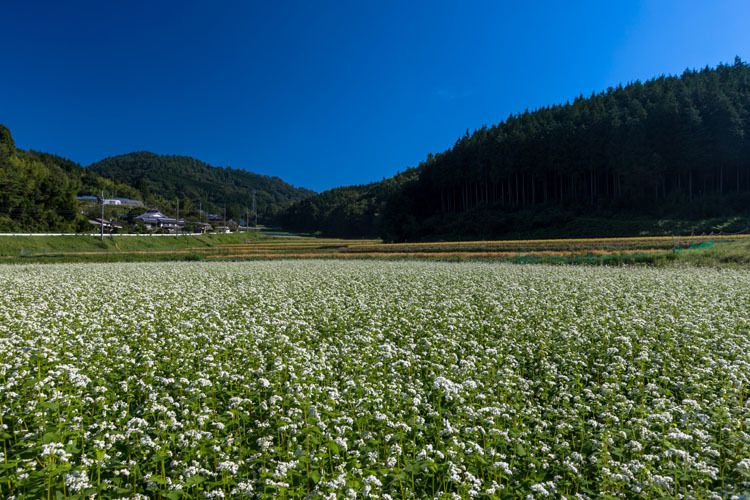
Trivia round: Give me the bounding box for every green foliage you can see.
[281,168,420,237]
[676,238,750,267]
[0,131,83,232]
[89,152,315,225]
[0,232,260,258]
[0,124,15,159]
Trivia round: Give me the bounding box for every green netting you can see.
[674,240,714,252]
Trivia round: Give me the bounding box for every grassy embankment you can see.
[200,233,750,267]
[0,233,261,262]
[0,231,748,266]
[673,238,750,268]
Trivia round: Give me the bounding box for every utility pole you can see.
[252,189,257,228]
[176,198,179,221]
[100,190,104,240]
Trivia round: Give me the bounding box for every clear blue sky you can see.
[1,1,748,192]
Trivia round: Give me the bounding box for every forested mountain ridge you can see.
[89,152,315,224]
[0,124,79,231]
[5,59,750,237]
[0,125,138,232]
[280,167,420,237]
[378,58,750,241]
[0,126,315,231]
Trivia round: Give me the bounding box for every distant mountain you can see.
[0,128,315,232]
[6,59,750,237]
[88,152,315,224]
[280,167,420,237]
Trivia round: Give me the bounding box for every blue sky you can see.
[1,1,749,192]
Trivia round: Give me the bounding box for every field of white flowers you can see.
[0,261,748,500]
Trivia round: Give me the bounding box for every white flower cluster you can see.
[0,261,748,498]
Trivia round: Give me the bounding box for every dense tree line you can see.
[0,126,85,231]
[1,126,315,231]
[6,59,749,236]
[280,168,419,237]
[89,152,315,224]
[1,126,184,232]
[379,58,750,241]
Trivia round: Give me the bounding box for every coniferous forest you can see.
[376,59,750,241]
[3,59,750,237]
[279,168,419,237]
[280,59,750,240]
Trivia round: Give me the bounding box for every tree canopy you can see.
[379,58,750,241]
[0,126,83,232]
[0,128,315,232]
[280,168,420,237]
[88,152,315,224]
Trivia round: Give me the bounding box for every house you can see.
[77,195,143,206]
[88,218,123,232]
[135,209,182,231]
[115,198,144,207]
[194,222,213,233]
[199,210,223,222]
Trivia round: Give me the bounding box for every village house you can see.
[76,196,144,207]
[135,209,183,231]
[88,218,123,232]
[194,222,213,233]
[114,197,144,207]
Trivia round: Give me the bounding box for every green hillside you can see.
[0,125,315,232]
[278,59,750,241]
[88,152,315,224]
[6,59,750,238]
[280,167,420,237]
[380,58,750,241]
[0,125,130,232]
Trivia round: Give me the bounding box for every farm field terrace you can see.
[2,233,749,265]
[0,261,749,499]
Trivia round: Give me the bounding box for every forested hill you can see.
[89,152,315,224]
[280,167,420,237]
[376,58,750,241]
[0,125,140,232]
[1,126,315,231]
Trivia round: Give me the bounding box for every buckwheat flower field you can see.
[1,262,749,500]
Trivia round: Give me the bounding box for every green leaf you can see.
[185,475,205,486]
[42,431,61,444]
[325,440,340,454]
[65,443,81,455]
